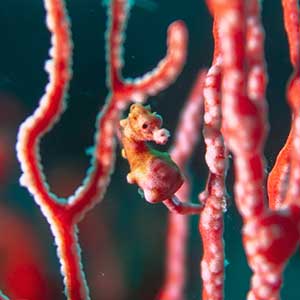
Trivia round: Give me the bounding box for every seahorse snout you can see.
[153,128,170,144]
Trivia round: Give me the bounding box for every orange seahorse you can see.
[119,103,203,214]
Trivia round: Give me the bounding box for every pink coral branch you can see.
[267,0,300,210]
[198,11,228,297]
[268,1,300,210]
[157,70,206,300]
[281,0,300,68]
[207,1,300,300]
[16,1,90,298]
[267,130,292,209]
[214,0,267,221]
[16,0,72,212]
[280,0,300,210]
[199,173,225,300]
[16,0,187,299]
[200,56,227,300]
[106,0,130,88]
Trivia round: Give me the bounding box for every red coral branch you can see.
[15,0,187,299]
[206,1,300,300]
[280,0,300,210]
[157,70,206,300]
[200,57,227,300]
[267,130,293,209]
[281,0,300,68]
[268,0,300,210]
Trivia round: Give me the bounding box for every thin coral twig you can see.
[279,0,300,211]
[199,10,228,297]
[267,0,300,210]
[157,70,206,300]
[200,59,227,300]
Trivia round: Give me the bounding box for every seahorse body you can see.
[119,104,183,203]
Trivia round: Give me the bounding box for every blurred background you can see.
[0,0,299,299]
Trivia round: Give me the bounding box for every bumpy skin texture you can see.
[120,104,184,203]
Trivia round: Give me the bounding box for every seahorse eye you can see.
[142,122,148,129]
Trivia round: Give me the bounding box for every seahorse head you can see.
[120,104,170,144]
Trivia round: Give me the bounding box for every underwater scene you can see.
[0,0,300,299]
